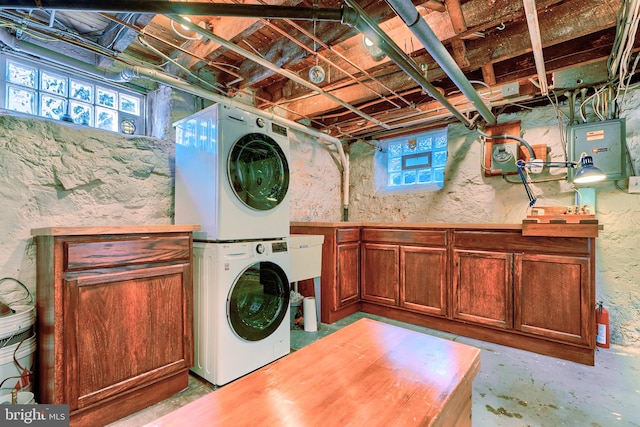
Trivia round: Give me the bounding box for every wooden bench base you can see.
[148,318,481,427]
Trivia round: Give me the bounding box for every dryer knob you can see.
[256,243,266,254]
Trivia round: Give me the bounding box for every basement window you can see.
[377,127,448,192]
[1,56,144,135]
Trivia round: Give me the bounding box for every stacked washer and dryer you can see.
[174,104,292,386]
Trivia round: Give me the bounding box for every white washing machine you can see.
[174,104,290,241]
[191,239,291,386]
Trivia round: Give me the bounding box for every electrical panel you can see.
[567,119,626,183]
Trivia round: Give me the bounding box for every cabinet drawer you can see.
[453,231,591,254]
[336,228,360,243]
[362,228,447,246]
[65,235,191,270]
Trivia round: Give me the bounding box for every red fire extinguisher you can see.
[596,302,610,348]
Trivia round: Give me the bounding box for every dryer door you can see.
[228,133,289,211]
[227,261,290,341]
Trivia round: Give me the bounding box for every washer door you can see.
[228,133,289,211]
[227,261,290,341]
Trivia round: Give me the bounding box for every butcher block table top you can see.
[147,318,481,427]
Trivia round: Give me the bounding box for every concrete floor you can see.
[108,312,640,427]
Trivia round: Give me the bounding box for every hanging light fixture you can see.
[171,16,204,40]
[362,35,386,61]
[308,19,326,84]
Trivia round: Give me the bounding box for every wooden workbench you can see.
[147,318,481,427]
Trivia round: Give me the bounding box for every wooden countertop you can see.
[31,224,200,236]
[291,221,524,230]
[291,221,601,237]
[147,318,481,427]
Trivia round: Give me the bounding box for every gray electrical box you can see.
[567,119,626,183]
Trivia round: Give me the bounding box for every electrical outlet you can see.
[629,176,640,193]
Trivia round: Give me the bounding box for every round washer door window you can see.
[228,133,289,211]
[227,261,290,341]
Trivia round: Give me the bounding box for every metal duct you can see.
[384,0,497,126]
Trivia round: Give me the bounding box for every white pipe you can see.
[382,0,496,125]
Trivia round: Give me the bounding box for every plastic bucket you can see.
[0,333,36,394]
[0,305,35,346]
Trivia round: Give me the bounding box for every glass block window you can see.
[380,127,448,191]
[1,57,145,135]
[6,85,36,114]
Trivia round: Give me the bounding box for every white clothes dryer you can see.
[191,239,291,386]
[174,104,290,241]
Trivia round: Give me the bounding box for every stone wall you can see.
[0,115,175,303]
[1,86,638,348]
[288,129,343,222]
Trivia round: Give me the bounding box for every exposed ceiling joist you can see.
[0,0,633,140]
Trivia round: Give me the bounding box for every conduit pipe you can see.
[173,16,390,130]
[383,0,497,126]
[0,28,351,219]
[1,0,485,129]
[0,1,388,129]
[342,0,474,128]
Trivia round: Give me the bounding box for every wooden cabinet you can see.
[361,228,447,316]
[514,253,592,345]
[32,225,198,427]
[336,237,361,308]
[291,223,597,365]
[453,250,513,329]
[452,230,595,362]
[361,243,399,305]
[290,225,360,323]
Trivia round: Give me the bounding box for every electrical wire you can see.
[0,277,32,306]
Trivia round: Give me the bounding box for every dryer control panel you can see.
[271,241,288,253]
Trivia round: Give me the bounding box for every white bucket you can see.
[0,305,35,345]
[0,333,36,394]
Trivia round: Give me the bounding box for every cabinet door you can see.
[64,264,192,410]
[335,242,360,308]
[401,246,447,316]
[361,243,399,306]
[514,253,592,345]
[453,250,513,329]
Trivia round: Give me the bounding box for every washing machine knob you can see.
[256,243,265,254]
[256,117,265,128]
